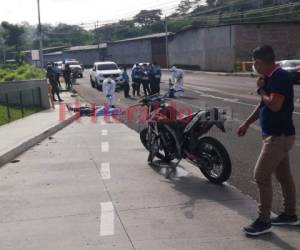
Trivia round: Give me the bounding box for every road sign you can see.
[31,50,40,61]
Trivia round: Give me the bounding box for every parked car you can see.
[90,61,123,91]
[62,59,83,78]
[279,60,300,84]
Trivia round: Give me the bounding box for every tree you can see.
[206,0,217,7]
[40,23,92,48]
[0,26,6,63]
[134,9,162,27]
[176,0,193,15]
[1,21,25,52]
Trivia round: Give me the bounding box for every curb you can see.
[0,113,77,168]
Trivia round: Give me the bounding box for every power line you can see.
[42,1,300,35]
[188,0,299,17]
[169,1,300,22]
[73,0,181,28]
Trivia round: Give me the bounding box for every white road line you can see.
[173,86,300,115]
[102,129,108,136]
[100,202,114,236]
[101,162,111,180]
[101,142,110,153]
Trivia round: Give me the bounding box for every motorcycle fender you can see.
[214,122,226,133]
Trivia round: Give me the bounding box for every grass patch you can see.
[0,104,44,126]
[0,64,46,82]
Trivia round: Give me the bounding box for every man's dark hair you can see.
[253,45,276,64]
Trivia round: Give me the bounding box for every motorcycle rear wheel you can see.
[195,136,231,184]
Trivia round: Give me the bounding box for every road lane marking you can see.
[102,129,108,136]
[100,202,114,236]
[101,163,111,179]
[162,84,300,115]
[101,142,109,153]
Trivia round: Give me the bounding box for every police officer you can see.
[151,62,161,95]
[122,67,131,98]
[131,64,141,97]
[46,64,63,102]
[141,63,151,97]
[63,63,72,90]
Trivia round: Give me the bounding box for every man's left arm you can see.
[258,90,285,112]
[257,77,285,112]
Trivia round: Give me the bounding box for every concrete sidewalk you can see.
[0,117,299,250]
[0,91,79,167]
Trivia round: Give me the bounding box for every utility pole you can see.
[95,20,101,61]
[164,16,169,69]
[0,38,5,64]
[37,0,44,68]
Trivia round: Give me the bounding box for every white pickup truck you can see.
[90,61,123,91]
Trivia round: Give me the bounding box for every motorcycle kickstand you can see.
[165,159,181,179]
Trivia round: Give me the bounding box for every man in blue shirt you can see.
[238,45,298,236]
[122,67,130,98]
[149,62,161,95]
[131,64,141,97]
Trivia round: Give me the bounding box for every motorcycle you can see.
[138,92,232,183]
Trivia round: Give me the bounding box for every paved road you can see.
[1,117,299,249]
[160,71,300,111]
[74,70,300,216]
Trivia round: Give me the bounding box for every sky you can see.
[0,0,182,28]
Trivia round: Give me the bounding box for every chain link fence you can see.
[0,87,43,125]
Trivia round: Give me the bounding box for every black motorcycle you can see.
[138,93,232,183]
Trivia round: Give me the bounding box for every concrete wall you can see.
[234,22,300,63]
[64,49,106,66]
[169,26,235,72]
[32,22,300,72]
[44,53,64,63]
[43,49,107,67]
[107,40,152,66]
[0,80,50,109]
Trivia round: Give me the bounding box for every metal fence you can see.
[0,87,43,125]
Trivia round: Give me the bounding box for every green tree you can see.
[43,23,92,47]
[206,0,217,7]
[0,26,6,63]
[134,9,162,27]
[176,0,203,15]
[1,21,25,51]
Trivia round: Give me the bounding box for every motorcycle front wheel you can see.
[140,128,175,162]
[195,136,231,184]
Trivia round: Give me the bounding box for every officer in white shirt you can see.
[171,66,184,97]
[102,75,116,108]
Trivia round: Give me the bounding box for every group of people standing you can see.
[46,63,63,107]
[46,62,74,108]
[131,62,162,97]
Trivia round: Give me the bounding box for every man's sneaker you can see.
[271,213,299,226]
[243,219,272,236]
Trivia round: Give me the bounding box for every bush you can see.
[0,64,46,82]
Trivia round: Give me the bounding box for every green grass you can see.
[0,104,44,126]
[0,64,46,82]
